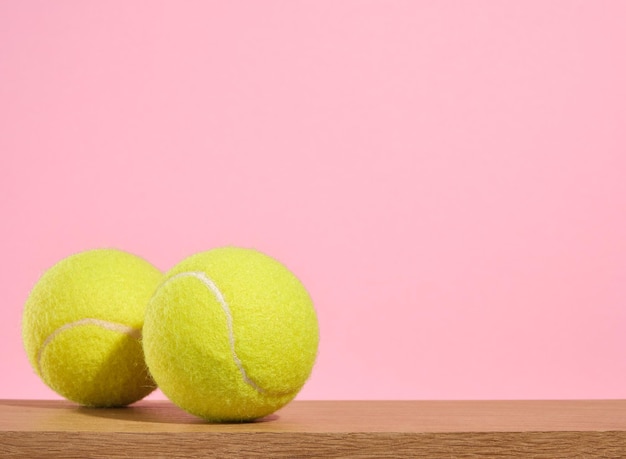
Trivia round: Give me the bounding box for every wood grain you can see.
[1,400,626,457]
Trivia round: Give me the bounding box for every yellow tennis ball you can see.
[22,249,162,407]
[143,247,319,422]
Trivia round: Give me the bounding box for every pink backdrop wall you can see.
[2,1,625,401]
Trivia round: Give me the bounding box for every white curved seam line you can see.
[166,271,270,395]
[36,318,141,376]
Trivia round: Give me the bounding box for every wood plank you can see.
[2,400,626,457]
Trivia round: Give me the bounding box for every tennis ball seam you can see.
[37,318,141,376]
[163,271,297,397]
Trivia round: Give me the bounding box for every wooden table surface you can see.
[2,400,626,457]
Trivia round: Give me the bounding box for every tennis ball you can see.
[22,249,162,407]
[143,247,319,422]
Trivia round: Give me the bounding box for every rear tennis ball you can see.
[22,249,162,407]
[143,247,319,422]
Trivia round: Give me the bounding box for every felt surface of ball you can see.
[22,249,162,407]
[142,247,319,422]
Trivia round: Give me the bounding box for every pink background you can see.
[2,1,625,401]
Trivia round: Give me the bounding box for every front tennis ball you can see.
[143,247,319,421]
[22,249,162,407]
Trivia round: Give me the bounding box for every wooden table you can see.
[1,400,626,457]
